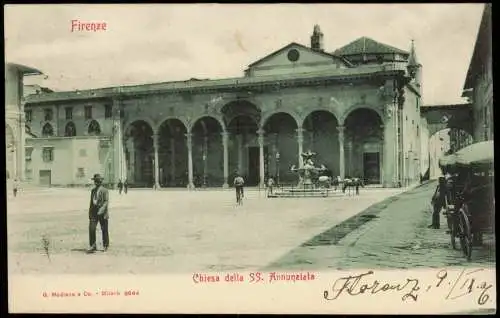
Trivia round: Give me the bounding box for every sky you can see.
[5,3,485,105]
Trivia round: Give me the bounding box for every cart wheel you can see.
[459,208,473,261]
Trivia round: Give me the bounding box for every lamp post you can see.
[202,152,207,188]
[275,151,280,186]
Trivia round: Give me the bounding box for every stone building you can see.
[462,3,493,142]
[5,62,43,182]
[24,26,426,188]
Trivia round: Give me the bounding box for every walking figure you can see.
[123,179,128,194]
[233,173,245,205]
[13,178,19,197]
[117,179,123,195]
[87,174,110,253]
[267,177,275,197]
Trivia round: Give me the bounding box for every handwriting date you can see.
[324,269,493,305]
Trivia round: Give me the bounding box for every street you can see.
[7,182,495,275]
[268,181,495,270]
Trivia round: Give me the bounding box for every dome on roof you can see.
[333,37,408,56]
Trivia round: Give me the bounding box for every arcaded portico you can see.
[24,26,425,188]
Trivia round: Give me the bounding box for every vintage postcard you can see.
[5,3,495,314]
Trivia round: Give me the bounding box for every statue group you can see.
[290,150,329,188]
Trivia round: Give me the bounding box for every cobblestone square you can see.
[7,187,402,274]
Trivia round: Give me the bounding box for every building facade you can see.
[24,26,426,188]
[462,3,493,142]
[5,63,43,183]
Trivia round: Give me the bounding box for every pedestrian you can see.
[267,177,275,196]
[233,172,245,204]
[117,179,123,195]
[429,176,446,229]
[87,174,110,253]
[123,179,128,194]
[13,178,19,197]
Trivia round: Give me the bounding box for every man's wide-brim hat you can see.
[91,174,104,181]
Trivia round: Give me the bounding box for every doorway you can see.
[39,170,52,187]
[248,146,268,186]
[363,152,380,184]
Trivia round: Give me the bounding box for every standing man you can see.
[117,179,123,195]
[123,179,128,194]
[87,174,110,253]
[233,172,245,204]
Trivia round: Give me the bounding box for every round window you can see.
[287,49,300,62]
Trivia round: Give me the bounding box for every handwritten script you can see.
[324,268,493,305]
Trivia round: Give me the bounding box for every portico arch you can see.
[157,118,188,187]
[302,110,340,176]
[339,104,384,126]
[124,120,154,187]
[343,108,384,184]
[191,116,224,187]
[263,112,299,184]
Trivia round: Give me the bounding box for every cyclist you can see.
[233,173,245,205]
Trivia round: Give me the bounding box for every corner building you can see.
[24,26,425,188]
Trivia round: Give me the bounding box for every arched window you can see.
[88,120,101,135]
[42,123,54,137]
[65,122,77,137]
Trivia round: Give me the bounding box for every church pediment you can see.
[247,42,347,70]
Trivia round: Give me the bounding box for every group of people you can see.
[116,179,129,194]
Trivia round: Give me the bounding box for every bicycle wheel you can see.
[446,211,457,249]
[458,206,473,261]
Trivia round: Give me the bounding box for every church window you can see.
[85,106,93,119]
[42,123,54,137]
[65,122,77,137]
[44,108,53,121]
[65,107,73,120]
[287,49,300,62]
[88,120,101,135]
[105,104,113,119]
[42,147,54,162]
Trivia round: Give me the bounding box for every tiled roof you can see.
[25,63,407,104]
[333,37,409,56]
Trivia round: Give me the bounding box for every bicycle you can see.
[236,186,244,206]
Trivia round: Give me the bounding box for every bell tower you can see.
[407,39,422,89]
[310,24,324,52]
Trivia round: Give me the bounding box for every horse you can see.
[342,177,365,195]
[316,166,333,188]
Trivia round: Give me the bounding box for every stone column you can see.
[296,128,304,167]
[126,139,135,182]
[170,137,176,186]
[221,131,229,188]
[257,129,265,188]
[237,134,243,173]
[203,135,208,187]
[153,133,161,189]
[383,104,397,187]
[337,125,345,180]
[186,132,194,189]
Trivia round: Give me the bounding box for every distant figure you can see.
[123,179,128,194]
[117,179,123,195]
[87,174,110,253]
[13,178,19,197]
[267,177,275,196]
[233,173,245,205]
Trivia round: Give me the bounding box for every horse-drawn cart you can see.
[437,140,495,260]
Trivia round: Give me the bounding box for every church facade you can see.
[23,26,426,188]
